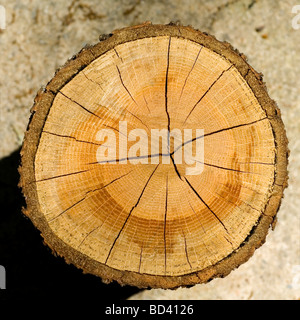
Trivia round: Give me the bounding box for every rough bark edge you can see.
[18,22,289,289]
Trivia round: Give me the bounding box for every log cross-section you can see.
[19,23,288,289]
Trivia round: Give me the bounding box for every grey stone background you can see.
[0,0,299,300]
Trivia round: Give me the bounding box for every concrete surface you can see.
[0,0,299,300]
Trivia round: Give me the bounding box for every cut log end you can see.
[19,23,288,289]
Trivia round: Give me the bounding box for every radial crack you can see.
[164,174,169,274]
[183,65,233,124]
[165,37,182,180]
[170,154,183,180]
[105,164,159,264]
[187,199,214,261]
[43,130,103,146]
[59,91,102,119]
[185,177,229,234]
[48,197,87,223]
[81,70,104,92]
[116,65,138,106]
[172,117,268,155]
[183,231,193,269]
[138,243,143,273]
[114,48,123,63]
[48,170,132,222]
[204,117,267,139]
[179,46,203,101]
[126,109,150,131]
[115,64,150,131]
[91,152,168,165]
[34,169,90,183]
[165,36,172,137]
[58,91,127,135]
[197,160,262,175]
[143,93,151,114]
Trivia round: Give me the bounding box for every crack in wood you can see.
[179,46,203,101]
[164,174,168,274]
[183,65,233,124]
[170,153,183,180]
[77,195,128,249]
[204,117,268,138]
[183,231,193,270]
[165,37,182,180]
[218,180,264,197]
[105,164,159,264]
[114,48,123,63]
[48,170,133,223]
[116,64,137,106]
[187,199,215,263]
[34,169,90,183]
[215,190,247,211]
[81,70,105,92]
[143,93,151,114]
[165,36,172,137]
[126,109,150,131]
[42,130,103,146]
[185,176,230,234]
[58,91,126,136]
[173,117,268,155]
[114,48,150,129]
[197,160,263,175]
[89,152,167,165]
[89,117,269,176]
[115,64,150,131]
[240,161,275,165]
[138,243,143,273]
[59,91,102,119]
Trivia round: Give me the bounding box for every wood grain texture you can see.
[19,23,288,289]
